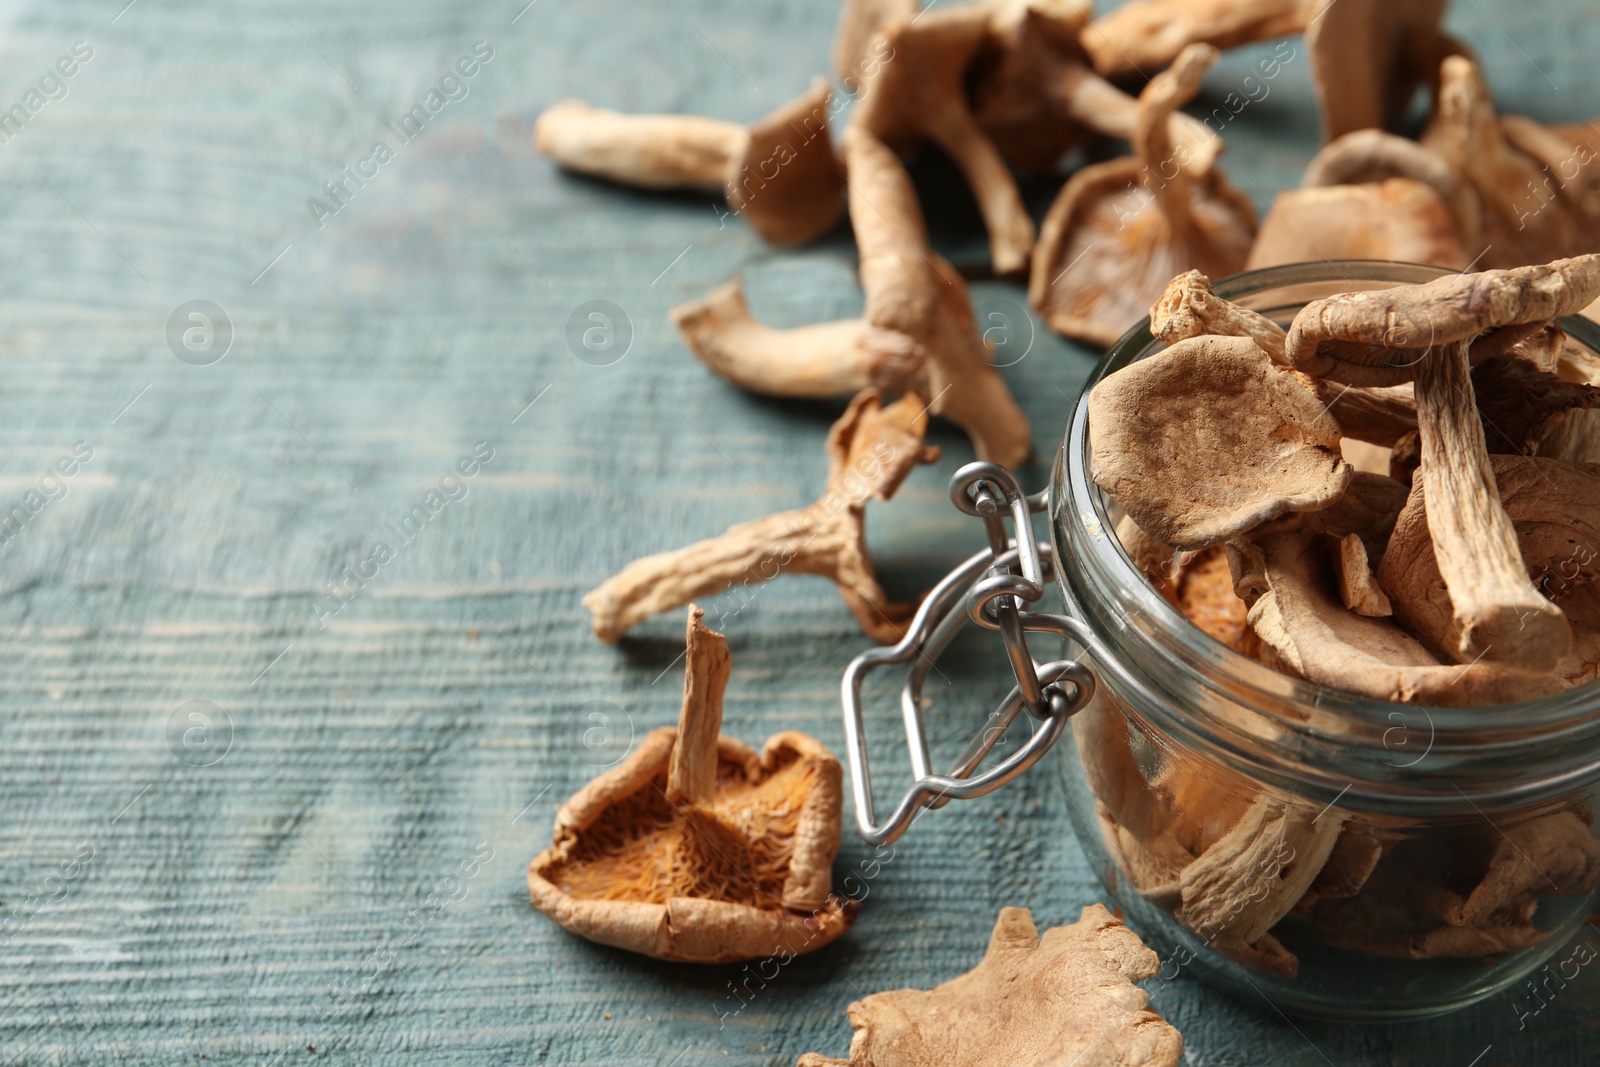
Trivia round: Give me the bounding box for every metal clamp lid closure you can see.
[839,461,1098,846]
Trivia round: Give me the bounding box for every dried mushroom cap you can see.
[534,80,844,246]
[582,389,939,644]
[1284,255,1600,387]
[1246,180,1469,272]
[1080,0,1305,79]
[852,5,1035,274]
[529,607,853,963]
[670,278,925,400]
[797,906,1183,1067]
[1379,455,1600,683]
[1421,57,1600,269]
[1030,45,1256,348]
[1304,0,1449,142]
[1252,470,1409,563]
[847,128,1033,466]
[1089,334,1350,551]
[970,0,1221,176]
[1229,532,1569,705]
[1300,128,1484,251]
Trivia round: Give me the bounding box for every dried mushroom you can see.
[1089,334,1350,551]
[796,906,1183,1067]
[1030,45,1256,348]
[851,4,1035,274]
[1331,531,1392,617]
[1304,0,1450,142]
[1300,128,1485,253]
[1079,0,1304,79]
[1286,258,1600,671]
[1247,179,1469,271]
[582,389,939,644]
[970,0,1221,176]
[1471,350,1600,458]
[674,130,1032,467]
[1228,531,1566,705]
[832,0,917,83]
[1379,455,1600,685]
[535,80,844,246]
[670,278,923,399]
[529,607,853,962]
[1421,57,1600,269]
[1427,810,1600,927]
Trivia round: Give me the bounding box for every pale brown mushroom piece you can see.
[1422,811,1600,932]
[1089,333,1350,551]
[851,5,1035,274]
[1079,0,1306,79]
[1286,257,1600,671]
[1421,57,1600,269]
[832,0,918,84]
[672,131,1032,468]
[1304,0,1451,143]
[1300,128,1485,252]
[1331,531,1392,617]
[1228,531,1569,705]
[534,80,844,246]
[1030,45,1256,348]
[582,389,939,645]
[1246,180,1469,272]
[529,607,854,963]
[1378,455,1600,686]
[1148,270,1420,448]
[795,906,1183,1067]
[1472,350,1600,459]
[969,0,1221,176]
[1309,836,1549,961]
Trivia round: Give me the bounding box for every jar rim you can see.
[1051,260,1600,804]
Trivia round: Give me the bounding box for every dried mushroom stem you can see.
[670,278,926,399]
[1412,337,1570,670]
[1331,532,1392,617]
[535,80,844,246]
[1304,0,1450,143]
[847,128,1032,466]
[582,389,939,644]
[1081,0,1306,78]
[853,5,1034,274]
[666,607,731,805]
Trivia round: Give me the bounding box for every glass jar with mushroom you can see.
[1052,259,1600,1020]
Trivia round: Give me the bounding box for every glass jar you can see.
[1050,261,1600,1020]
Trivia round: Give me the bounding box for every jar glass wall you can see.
[1049,261,1600,1021]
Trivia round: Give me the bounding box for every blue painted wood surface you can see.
[0,0,1595,1063]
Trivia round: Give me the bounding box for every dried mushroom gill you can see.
[583,389,939,644]
[529,607,853,963]
[797,906,1183,1067]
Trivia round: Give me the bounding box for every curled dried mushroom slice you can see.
[535,80,844,246]
[582,389,939,644]
[1030,45,1256,348]
[1301,128,1484,252]
[796,906,1183,1067]
[1229,531,1566,705]
[1089,334,1350,551]
[529,607,853,963]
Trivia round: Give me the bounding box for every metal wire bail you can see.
[839,462,1097,846]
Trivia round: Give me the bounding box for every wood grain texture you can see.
[0,0,1595,1064]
